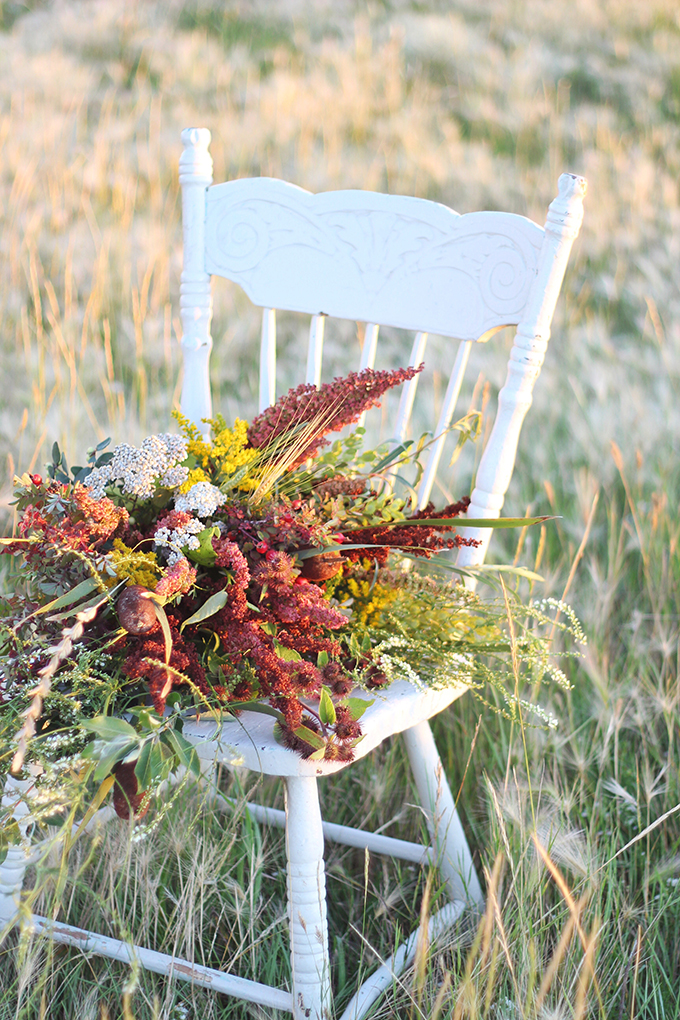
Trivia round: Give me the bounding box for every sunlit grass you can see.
[1,0,679,1016]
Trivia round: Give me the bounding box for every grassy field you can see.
[1,0,680,1017]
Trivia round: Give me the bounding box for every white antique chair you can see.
[0,128,586,1019]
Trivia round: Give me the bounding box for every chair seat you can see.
[182,679,467,778]
[0,133,586,1020]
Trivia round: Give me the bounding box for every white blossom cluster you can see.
[85,434,189,499]
[373,635,473,692]
[154,516,205,565]
[174,480,227,517]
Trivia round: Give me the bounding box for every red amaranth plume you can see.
[247,365,423,468]
[342,498,480,564]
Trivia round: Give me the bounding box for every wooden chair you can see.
[0,128,586,1020]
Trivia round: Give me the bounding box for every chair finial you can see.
[546,173,587,240]
[179,128,213,186]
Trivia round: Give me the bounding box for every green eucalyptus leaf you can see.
[371,441,413,474]
[148,741,166,782]
[81,716,138,741]
[129,708,162,732]
[293,725,325,751]
[46,590,109,623]
[93,740,139,783]
[274,640,302,662]
[225,701,285,723]
[134,739,154,790]
[381,515,557,529]
[36,578,101,615]
[186,526,220,567]
[295,545,342,560]
[319,687,336,725]
[180,589,228,631]
[340,697,375,721]
[163,728,201,776]
[152,602,173,667]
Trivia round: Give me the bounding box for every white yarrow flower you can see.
[174,481,227,518]
[84,433,188,498]
[154,516,205,566]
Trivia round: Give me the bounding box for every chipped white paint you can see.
[8,130,584,1020]
[27,914,293,1011]
[285,777,331,1020]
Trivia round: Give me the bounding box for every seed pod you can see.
[299,551,344,583]
[112,760,150,820]
[117,585,157,635]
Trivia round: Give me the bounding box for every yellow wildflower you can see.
[172,410,259,486]
[353,582,399,627]
[209,417,259,476]
[179,467,210,494]
[172,410,213,468]
[107,539,161,589]
[334,573,399,628]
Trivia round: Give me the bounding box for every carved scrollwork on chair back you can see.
[205,181,544,341]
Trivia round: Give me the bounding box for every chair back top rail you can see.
[178,127,586,572]
[204,177,545,341]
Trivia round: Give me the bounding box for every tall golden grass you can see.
[1,2,680,1017]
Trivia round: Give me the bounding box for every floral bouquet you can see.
[0,366,580,821]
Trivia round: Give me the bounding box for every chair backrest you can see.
[178,127,586,568]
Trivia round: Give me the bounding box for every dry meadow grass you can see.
[1,1,680,1017]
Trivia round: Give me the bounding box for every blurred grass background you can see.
[1,1,679,1017]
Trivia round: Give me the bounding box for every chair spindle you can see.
[306,314,326,388]
[417,340,473,509]
[259,307,276,412]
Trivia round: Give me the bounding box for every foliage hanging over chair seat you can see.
[0,366,581,820]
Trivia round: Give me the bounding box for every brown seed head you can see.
[299,551,344,583]
[117,585,157,635]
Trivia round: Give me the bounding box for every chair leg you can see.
[403,720,484,907]
[0,847,29,927]
[0,776,33,927]
[284,775,332,1020]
